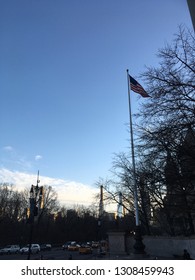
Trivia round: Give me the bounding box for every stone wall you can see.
[142,236,195,259]
[108,231,195,259]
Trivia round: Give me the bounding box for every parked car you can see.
[62,241,72,250]
[91,241,99,248]
[79,245,93,254]
[0,245,20,254]
[67,243,80,251]
[62,241,77,250]
[20,244,40,254]
[40,244,52,251]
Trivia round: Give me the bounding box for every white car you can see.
[20,244,40,254]
[0,245,20,254]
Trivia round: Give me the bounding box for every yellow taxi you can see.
[79,245,93,254]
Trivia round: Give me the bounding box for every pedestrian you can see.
[183,249,191,260]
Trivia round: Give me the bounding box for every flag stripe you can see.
[129,75,149,98]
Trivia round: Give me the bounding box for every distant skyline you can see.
[0,0,193,209]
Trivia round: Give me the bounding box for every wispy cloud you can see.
[35,155,43,161]
[1,146,34,173]
[3,146,14,151]
[0,168,98,207]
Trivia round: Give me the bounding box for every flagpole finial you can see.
[126,69,129,73]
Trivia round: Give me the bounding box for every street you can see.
[0,247,99,260]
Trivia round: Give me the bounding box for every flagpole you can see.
[126,69,139,226]
[126,69,145,254]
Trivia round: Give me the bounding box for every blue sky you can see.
[0,0,193,208]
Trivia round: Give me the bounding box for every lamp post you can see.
[27,171,43,260]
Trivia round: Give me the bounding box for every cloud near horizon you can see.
[0,168,98,208]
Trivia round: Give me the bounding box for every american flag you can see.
[129,75,150,98]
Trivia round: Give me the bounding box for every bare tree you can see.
[136,26,195,235]
[0,183,27,222]
[96,26,195,236]
[138,25,194,127]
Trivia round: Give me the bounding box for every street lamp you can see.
[27,171,44,260]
